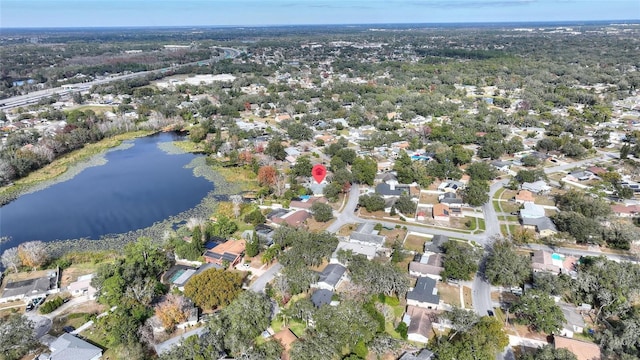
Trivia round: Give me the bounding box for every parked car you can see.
[487,310,495,317]
[63,326,75,333]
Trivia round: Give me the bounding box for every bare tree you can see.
[186,217,205,231]
[17,241,48,269]
[1,247,21,272]
[155,294,190,330]
[230,195,243,218]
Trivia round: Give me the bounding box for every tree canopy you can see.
[484,239,531,288]
[511,290,565,334]
[441,241,481,281]
[184,268,244,310]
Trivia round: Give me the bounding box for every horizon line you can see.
[2,19,639,31]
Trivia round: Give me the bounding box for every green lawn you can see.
[271,318,307,338]
[477,218,486,231]
[500,224,509,236]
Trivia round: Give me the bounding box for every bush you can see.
[374,223,383,231]
[39,296,64,314]
[395,322,408,339]
[244,210,266,225]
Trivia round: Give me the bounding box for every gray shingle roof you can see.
[49,333,102,360]
[318,264,346,288]
[311,289,334,307]
[349,231,385,247]
[407,277,440,305]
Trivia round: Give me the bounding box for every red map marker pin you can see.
[312,164,327,184]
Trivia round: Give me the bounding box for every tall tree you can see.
[310,202,334,222]
[1,247,21,272]
[17,241,48,269]
[266,137,286,160]
[520,345,577,360]
[257,165,278,187]
[0,314,37,360]
[511,290,565,334]
[155,294,189,330]
[441,241,481,281]
[462,180,489,206]
[351,157,377,185]
[432,316,508,360]
[184,269,244,310]
[223,291,273,355]
[485,239,531,288]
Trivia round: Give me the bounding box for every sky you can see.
[1,0,639,28]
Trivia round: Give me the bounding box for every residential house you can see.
[531,250,577,276]
[406,277,440,310]
[521,180,552,194]
[586,166,607,177]
[272,328,298,360]
[409,253,444,280]
[519,202,546,219]
[0,270,59,303]
[289,196,327,210]
[522,216,558,237]
[610,204,640,218]
[424,235,449,253]
[272,210,311,227]
[311,289,334,308]
[432,204,451,222]
[553,336,601,360]
[439,192,463,207]
[40,333,102,360]
[163,265,198,292]
[402,305,438,343]
[331,241,377,262]
[565,170,596,182]
[255,224,276,246]
[491,160,511,173]
[559,303,586,338]
[349,223,386,248]
[376,183,404,197]
[398,349,435,360]
[313,264,347,291]
[203,239,246,268]
[67,274,97,299]
[514,190,535,204]
[440,181,465,193]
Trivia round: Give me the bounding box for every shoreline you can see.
[0,130,156,206]
[40,141,241,257]
[1,133,244,257]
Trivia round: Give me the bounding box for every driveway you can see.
[25,313,52,339]
[249,263,283,293]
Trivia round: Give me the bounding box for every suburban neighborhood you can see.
[1,21,640,360]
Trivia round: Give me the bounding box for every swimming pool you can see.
[551,253,564,261]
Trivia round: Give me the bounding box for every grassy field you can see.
[0,130,155,203]
[212,165,258,192]
[437,283,461,307]
[462,286,473,308]
[404,234,431,252]
[59,263,103,288]
[66,105,116,113]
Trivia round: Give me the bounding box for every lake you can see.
[0,132,214,250]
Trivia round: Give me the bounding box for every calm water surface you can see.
[0,133,213,250]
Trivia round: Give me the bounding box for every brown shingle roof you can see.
[554,336,601,360]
